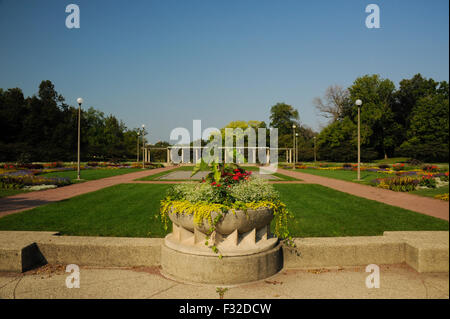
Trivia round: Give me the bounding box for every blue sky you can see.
[0,0,448,143]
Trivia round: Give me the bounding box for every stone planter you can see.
[168,207,274,235]
[161,206,283,284]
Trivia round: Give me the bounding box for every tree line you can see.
[1,74,448,163]
[314,74,449,162]
[0,80,142,162]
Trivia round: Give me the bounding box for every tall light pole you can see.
[295,133,299,165]
[141,124,145,169]
[76,97,83,180]
[136,131,140,162]
[292,124,296,169]
[355,99,363,181]
[313,136,317,163]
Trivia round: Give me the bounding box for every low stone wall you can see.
[0,231,448,274]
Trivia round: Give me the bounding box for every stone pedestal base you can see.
[161,242,283,285]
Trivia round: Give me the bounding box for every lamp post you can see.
[292,124,296,169]
[76,97,83,180]
[141,124,145,169]
[313,136,317,163]
[136,131,140,162]
[355,99,363,181]
[295,133,299,165]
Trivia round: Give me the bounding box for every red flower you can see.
[234,169,240,172]
[232,176,239,180]
[217,184,221,187]
[211,181,216,185]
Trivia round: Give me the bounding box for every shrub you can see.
[3,163,17,170]
[374,176,419,192]
[166,182,224,204]
[342,163,352,168]
[435,193,449,201]
[18,163,44,169]
[378,164,390,169]
[0,174,71,189]
[44,161,64,168]
[165,176,280,204]
[439,173,449,182]
[229,177,280,203]
[87,162,99,167]
[422,165,439,173]
[392,163,405,171]
[0,176,23,189]
[419,175,437,188]
[407,158,423,167]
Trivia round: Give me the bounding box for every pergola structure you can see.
[142,146,296,164]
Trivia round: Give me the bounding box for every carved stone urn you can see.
[161,207,283,284]
[165,208,278,256]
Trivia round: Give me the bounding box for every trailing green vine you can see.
[159,198,295,247]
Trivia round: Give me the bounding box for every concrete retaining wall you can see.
[0,231,448,274]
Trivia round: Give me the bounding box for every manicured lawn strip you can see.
[0,184,172,237]
[135,167,184,181]
[273,184,448,237]
[0,188,30,198]
[137,165,300,181]
[41,168,146,182]
[372,157,410,165]
[411,185,449,198]
[294,168,386,184]
[0,183,447,238]
[272,172,301,181]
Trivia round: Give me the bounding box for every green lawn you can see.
[0,183,446,238]
[372,157,410,164]
[0,188,30,198]
[273,184,448,237]
[294,168,386,184]
[411,185,449,198]
[0,184,172,237]
[41,168,146,182]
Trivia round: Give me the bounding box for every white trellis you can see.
[143,146,295,164]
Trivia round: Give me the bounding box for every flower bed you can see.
[0,174,71,189]
[371,176,419,192]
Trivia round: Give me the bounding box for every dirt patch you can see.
[24,263,67,278]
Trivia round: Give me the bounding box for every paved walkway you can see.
[277,168,449,221]
[0,166,175,218]
[0,263,447,299]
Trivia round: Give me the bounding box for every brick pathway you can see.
[0,166,175,218]
[277,168,449,221]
